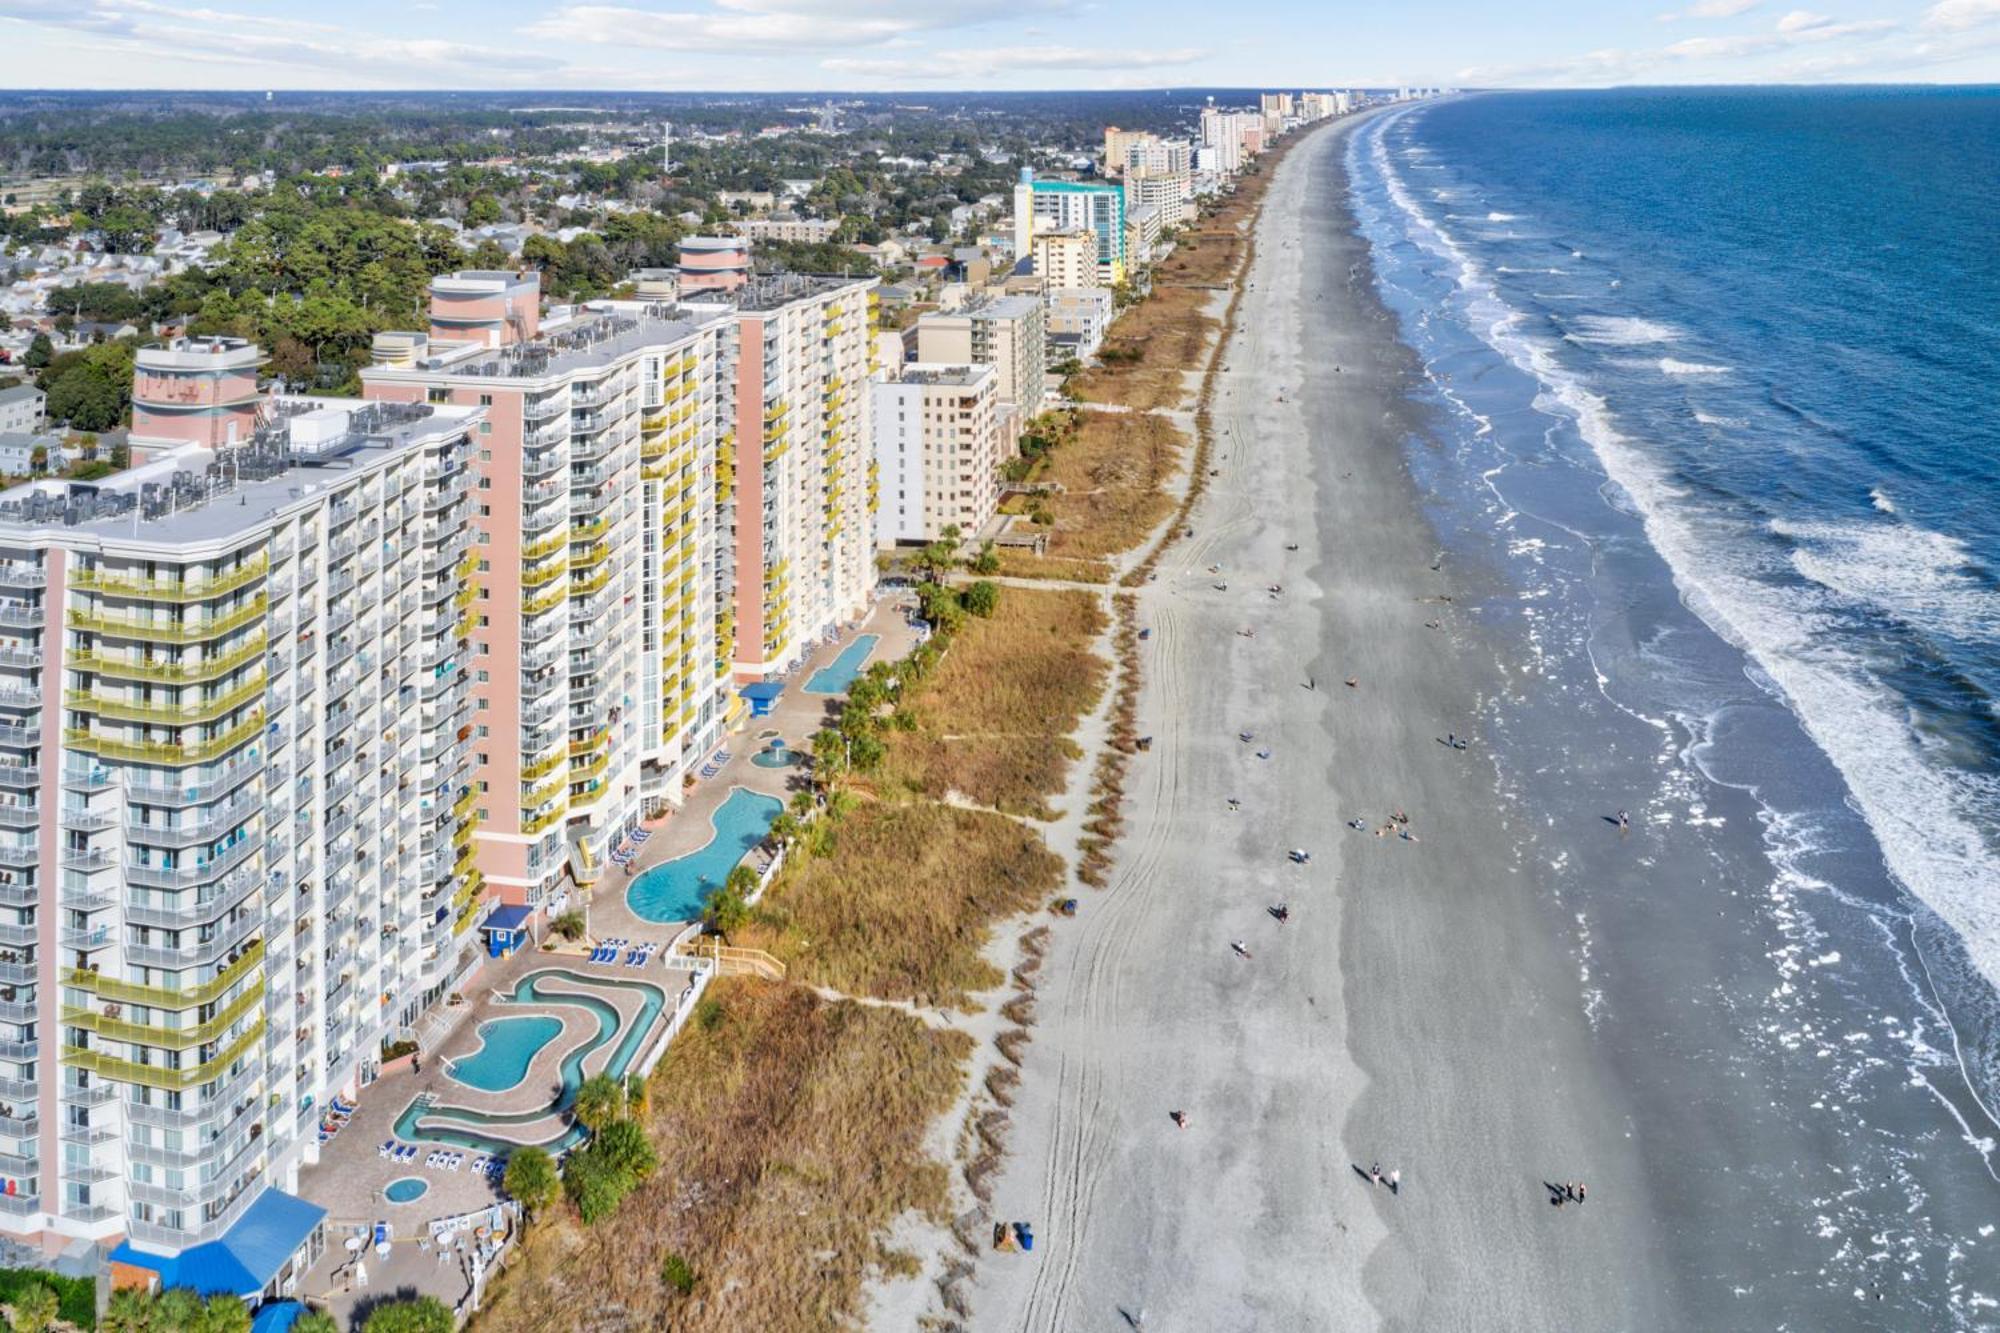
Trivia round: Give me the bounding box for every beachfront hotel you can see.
[362,264,877,911]
[1012,171,1127,285]
[0,257,881,1281]
[0,364,485,1276]
[871,362,1003,545]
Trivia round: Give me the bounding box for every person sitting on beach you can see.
[1272,903,1290,924]
[1170,1110,1188,1130]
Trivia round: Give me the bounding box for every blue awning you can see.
[483,903,533,935]
[251,1301,306,1333]
[740,682,785,702]
[110,1188,326,1299]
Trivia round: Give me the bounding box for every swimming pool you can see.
[627,787,782,923]
[445,1015,563,1094]
[803,634,879,695]
[393,970,667,1155]
[385,1177,429,1205]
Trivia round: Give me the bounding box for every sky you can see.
[0,0,1998,91]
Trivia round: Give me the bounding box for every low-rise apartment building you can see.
[872,363,1001,545]
[1032,231,1100,290]
[1044,287,1114,366]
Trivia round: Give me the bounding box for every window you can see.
[427,388,450,405]
[478,394,493,407]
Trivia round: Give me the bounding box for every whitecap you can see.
[1660,358,1731,376]
[1487,211,1521,222]
[1355,105,2000,1001]
[1870,486,1897,515]
[1562,315,1683,347]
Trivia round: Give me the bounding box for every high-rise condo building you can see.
[914,297,1046,421]
[363,274,736,907]
[871,363,1001,545]
[1032,231,1101,290]
[1012,174,1126,285]
[0,381,485,1263]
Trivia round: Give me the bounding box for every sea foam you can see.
[1660,358,1731,376]
[1362,108,2000,1001]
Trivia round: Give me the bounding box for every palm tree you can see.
[572,1072,625,1133]
[502,1145,560,1218]
[103,1287,155,1333]
[8,1282,57,1333]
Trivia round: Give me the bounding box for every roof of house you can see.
[0,384,42,405]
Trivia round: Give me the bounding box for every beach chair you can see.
[379,1140,395,1158]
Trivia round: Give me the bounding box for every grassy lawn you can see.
[742,801,1063,1006]
[875,585,1108,816]
[474,979,968,1333]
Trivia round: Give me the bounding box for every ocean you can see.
[1346,89,2000,1318]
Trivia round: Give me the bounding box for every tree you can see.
[593,1117,658,1182]
[360,1297,454,1333]
[23,334,51,370]
[502,1145,559,1217]
[563,1148,628,1224]
[550,910,585,941]
[701,864,755,936]
[971,542,1000,575]
[103,1287,154,1333]
[962,580,1000,618]
[572,1072,625,1133]
[291,1315,340,1333]
[7,1281,58,1333]
[911,532,960,584]
[202,1297,253,1333]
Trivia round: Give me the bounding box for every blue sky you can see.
[0,0,1997,90]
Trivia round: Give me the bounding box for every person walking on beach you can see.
[1170,1110,1188,1130]
[1617,809,1631,835]
[1388,1169,1401,1195]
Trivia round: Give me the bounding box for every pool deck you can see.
[293,606,919,1323]
[296,943,702,1321]
[591,596,923,942]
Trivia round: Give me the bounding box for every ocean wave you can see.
[1360,107,2000,1000]
[1660,358,1732,376]
[1563,315,1683,347]
[1497,266,1567,275]
[1871,486,1897,515]
[1487,211,1521,222]
[1773,517,2000,643]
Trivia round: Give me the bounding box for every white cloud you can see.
[522,0,1054,53]
[1776,7,1830,30]
[824,43,1197,80]
[1657,0,1760,20]
[1923,0,2000,29]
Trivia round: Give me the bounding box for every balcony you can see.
[64,672,266,726]
[72,556,267,604]
[63,939,264,1010]
[69,595,267,645]
[64,709,266,767]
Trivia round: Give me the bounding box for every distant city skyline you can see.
[0,0,1996,91]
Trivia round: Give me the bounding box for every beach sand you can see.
[969,114,1682,1329]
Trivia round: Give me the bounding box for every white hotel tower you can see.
[0,347,486,1260]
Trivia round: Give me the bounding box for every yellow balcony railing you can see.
[522,527,568,562]
[72,555,268,604]
[570,540,611,572]
[521,555,569,590]
[63,941,264,1011]
[65,709,265,766]
[521,804,565,837]
[69,595,267,645]
[454,579,480,612]
[522,582,566,618]
[65,672,266,726]
[568,749,609,784]
[521,769,567,809]
[521,744,567,782]
[70,633,268,685]
[63,1016,266,1091]
[451,786,478,820]
[571,564,611,598]
[62,976,264,1051]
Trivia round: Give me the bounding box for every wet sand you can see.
[970,114,1677,1330]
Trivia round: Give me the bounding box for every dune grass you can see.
[474,979,968,1333]
[1027,410,1184,562]
[875,585,1108,816]
[990,550,1114,584]
[742,801,1063,1006]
